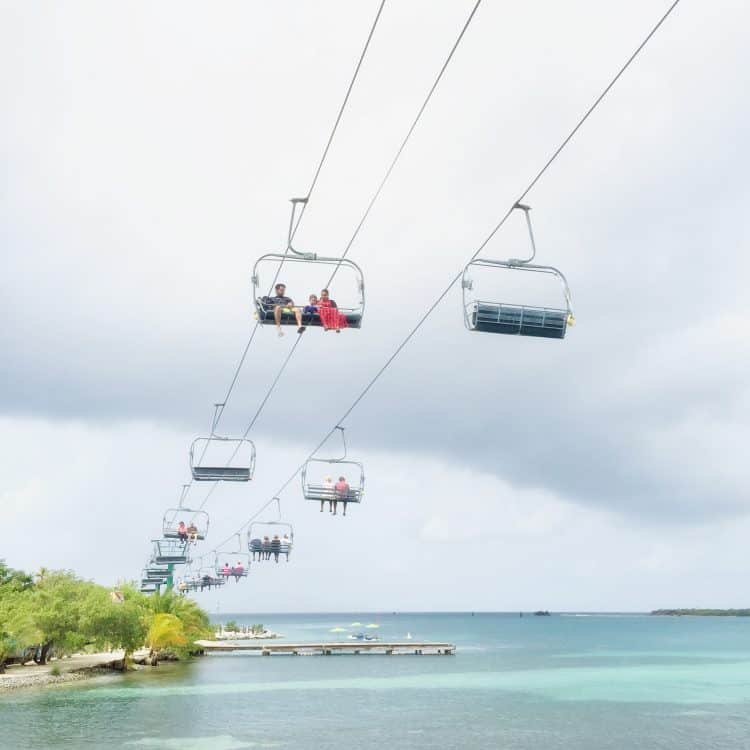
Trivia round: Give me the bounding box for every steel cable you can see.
[209,0,684,554]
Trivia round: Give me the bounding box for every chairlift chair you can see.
[248,508,294,562]
[301,427,365,507]
[162,508,210,542]
[142,567,169,583]
[190,436,256,482]
[214,539,250,580]
[251,198,365,329]
[462,203,574,339]
[140,581,158,593]
[151,538,191,566]
[194,565,226,591]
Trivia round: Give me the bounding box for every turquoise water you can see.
[3,613,750,749]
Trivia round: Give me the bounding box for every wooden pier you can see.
[195,640,455,656]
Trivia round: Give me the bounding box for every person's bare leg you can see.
[274,306,284,336]
[295,308,305,333]
[332,500,337,515]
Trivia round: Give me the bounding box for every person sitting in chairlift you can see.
[271,535,281,563]
[250,537,262,561]
[186,522,199,543]
[281,534,292,561]
[232,561,245,581]
[262,536,271,560]
[222,562,231,577]
[177,521,188,542]
[321,475,334,513]
[318,289,348,333]
[302,294,319,324]
[268,283,304,337]
[334,476,351,516]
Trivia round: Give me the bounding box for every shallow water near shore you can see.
[3,612,750,749]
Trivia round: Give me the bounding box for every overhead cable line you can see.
[326,0,483,289]
[178,0,389,505]
[290,0,388,242]
[210,0,684,553]
[193,334,306,514]
[191,0,483,517]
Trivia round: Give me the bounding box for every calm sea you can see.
[3,612,750,749]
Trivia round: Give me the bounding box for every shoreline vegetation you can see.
[0,561,213,692]
[651,609,750,616]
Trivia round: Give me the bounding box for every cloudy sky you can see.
[2,0,749,613]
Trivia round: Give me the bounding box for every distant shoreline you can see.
[651,609,750,617]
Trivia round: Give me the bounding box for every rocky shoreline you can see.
[0,650,151,693]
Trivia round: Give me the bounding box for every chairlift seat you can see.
[470,302,567,339]
[163,530,206,541]
[191,466,251,482]
[303,484,363,503]
[143,573,169,583]
[152,553,188,565]
[256,299,363,329]
[151,539,190,566]
[217,568,249,578]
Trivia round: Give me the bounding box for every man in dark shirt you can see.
[269,283,304,336]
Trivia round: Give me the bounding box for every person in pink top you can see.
[221,563,231,577]
[333,476,351,516]
[232,561,245,581]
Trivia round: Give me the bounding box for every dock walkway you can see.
[195,640,454,656]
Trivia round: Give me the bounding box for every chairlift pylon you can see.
[462,203,575,339]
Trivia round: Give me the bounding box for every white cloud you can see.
[2,0,750,607]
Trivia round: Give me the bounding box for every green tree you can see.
[146,591,212,647]
[28,571,102,663]
[84,585,152,670]
[146,613,187,664]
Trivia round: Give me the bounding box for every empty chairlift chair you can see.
[301,427,365,511]
[190,436,256,482]
[251,198,365,330]
[151,538,191,566]
[462,203,575,339]
[142,566,170,583]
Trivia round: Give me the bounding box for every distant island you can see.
[651,609,750,617]
[533,610,551,617]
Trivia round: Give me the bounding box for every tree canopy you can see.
[0,561,211,671]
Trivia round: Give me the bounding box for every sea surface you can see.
[3,612,750,749]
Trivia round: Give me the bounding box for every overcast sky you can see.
[2,0,749,612]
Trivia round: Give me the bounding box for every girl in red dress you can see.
[317,288,349,332]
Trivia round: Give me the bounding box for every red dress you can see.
[318,299,349,331]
